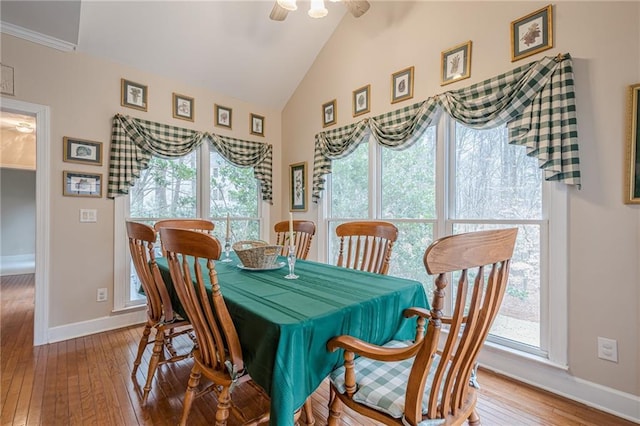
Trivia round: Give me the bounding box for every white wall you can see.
[282,0,640,408]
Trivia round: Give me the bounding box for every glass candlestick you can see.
[221,238,233,262]
[284,245,298,279]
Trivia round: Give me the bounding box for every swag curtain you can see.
[312,54,581,202]
[107,114,273,202]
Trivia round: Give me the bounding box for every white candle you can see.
[226,213,231,240]
[289,212,294,246]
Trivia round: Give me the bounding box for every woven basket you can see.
[233,240,282,269]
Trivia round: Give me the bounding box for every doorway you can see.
[1,99,51,345]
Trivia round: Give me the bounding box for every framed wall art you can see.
[1,64,14,96]
[391,66,414,104]
[250,113,265,137]
[625,83,640,204]
[441,41,472,86]
[120,78,148,111]
[352,84,370,117]
[173,93,194,121]
[322,99,337,128]
[511,4,553,62]
[63,171,103,198]
[215,104,232,129]
[63,137,103,166]
[290,162,307,212]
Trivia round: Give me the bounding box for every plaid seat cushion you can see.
[329,340,445,420]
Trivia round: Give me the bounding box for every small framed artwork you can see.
[63,137,103,166]
[391,66,414,104]
[120,78,148,111]
[63,171,103,198]
[250,113,265,137]
[625,83,640,204]
[1,64,15,96]
[511,4,553,62]
[441,41,472,86]
[215,104,232,129]
[172,93,194,122]
[352,84,370,117]
[290,162,307,212]
[322,99,337,128]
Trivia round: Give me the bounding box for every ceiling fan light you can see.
[277,0,297,11]
[308,0,328,18]
[16,122,34,133]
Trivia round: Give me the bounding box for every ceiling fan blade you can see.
[270,2,289,21]
[344,0,370,18]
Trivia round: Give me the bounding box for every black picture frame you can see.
[290,162,307,212]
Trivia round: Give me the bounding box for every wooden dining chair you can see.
[326,228,518,426]
[274,220,316,259]
[126,221,195,404]
[154,218,215,255]
[335,220,399,275]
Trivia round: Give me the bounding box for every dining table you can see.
[155,253,429,426]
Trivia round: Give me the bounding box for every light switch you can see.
[80,209,97,222]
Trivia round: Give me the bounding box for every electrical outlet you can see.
[597,337,618,362]
[97,287,108,302]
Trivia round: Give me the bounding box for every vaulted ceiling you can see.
[1,0,349,110]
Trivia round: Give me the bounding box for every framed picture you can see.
[250,113,265,137]
[63,171,102,198]
[352,84,370,117]
[172,93,194,122]
[625,83,640,204]
[441,41,472,86]
[120,79,148,111]
[215,104,232,129]
[322,99,337,128]
[1,64,14,96]
[290,162,307,212]
[391,66,414,104]
[511,5,553,62]
[63,137,103,166]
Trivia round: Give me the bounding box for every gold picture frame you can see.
[63,137,103,166]
[63,171,103,198]
[172,93,194,122]
[250,113,265,137]
[120,78,148,111]
[322,99,337,128]
[352,84,370,117]
[215,104,232,129]
[290,162,307,212]
[391,66,414,104]
[625,83,640,204]
[441,41,472,86]
[511,5,553,62]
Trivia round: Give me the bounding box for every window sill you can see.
[111,303,146,315]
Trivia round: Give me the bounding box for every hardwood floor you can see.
[1,273,636,426]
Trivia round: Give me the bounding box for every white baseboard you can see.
[478,343,640,424]
[47,309,147,344]
[0,254,35,276]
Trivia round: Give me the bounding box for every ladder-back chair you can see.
[274,220,316,259]
[335,220,398,275]
[326,228,518,426]
[126,221,194,404]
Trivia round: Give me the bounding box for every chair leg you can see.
[132,323,151,378]
[215,386,232,426]
[179,365,202,426]
[302,399,315,425]
[327,386,342,426]
[142,330,164,404]
[468,409,481,425]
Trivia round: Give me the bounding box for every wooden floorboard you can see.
[1,273,636,426]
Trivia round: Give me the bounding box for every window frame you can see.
[319,115,567,366]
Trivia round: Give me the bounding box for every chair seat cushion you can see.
[329,340,445,419]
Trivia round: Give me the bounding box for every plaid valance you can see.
[312,54,581,202]
[108,114,273,202]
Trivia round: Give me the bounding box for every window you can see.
[115,142,264,309]
[325,116,566,362]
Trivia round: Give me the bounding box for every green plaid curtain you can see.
[108,114,273,202]
[312,54,581,202]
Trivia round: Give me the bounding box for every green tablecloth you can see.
[156,254,428,426]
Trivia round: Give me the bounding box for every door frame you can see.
[2,98,51,345]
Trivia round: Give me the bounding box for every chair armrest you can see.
[403,307,431,319]
[327,335,420,362]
